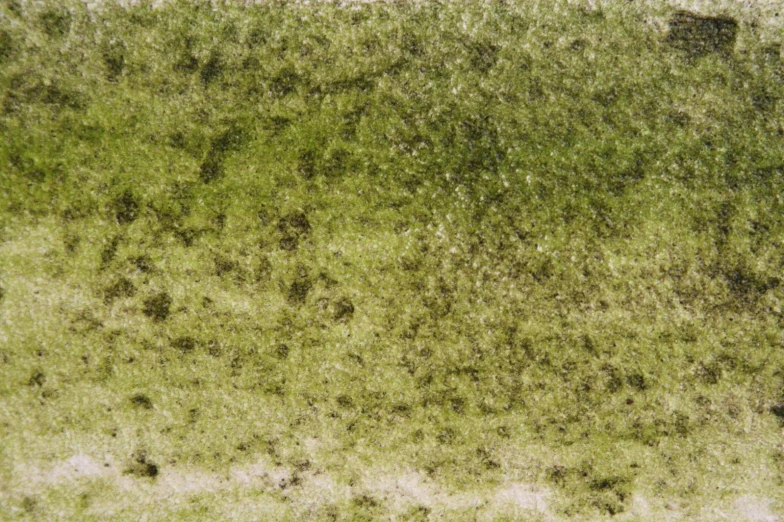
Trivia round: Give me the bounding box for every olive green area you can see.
[1,0,784,519]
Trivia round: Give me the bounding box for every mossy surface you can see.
[1,0,783,519]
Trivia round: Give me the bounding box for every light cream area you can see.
[6,452,782,520]
[733,495,782,522]
[9,453,553,517]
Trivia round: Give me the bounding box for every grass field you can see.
[1,0,784,519]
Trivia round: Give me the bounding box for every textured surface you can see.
[1,1,784,520]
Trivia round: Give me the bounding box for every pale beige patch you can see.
[493,482,551,515]
[42,453,110,483]
[10,452,784,520]
[734,495,781,522]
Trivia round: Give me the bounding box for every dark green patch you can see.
[113,190,140,225]
[214,254,237,277]
[103,277,136,304]
[275,343,289,359]
[21,496,37,513]
[288,265,312,304]
[130,393,153,409]
[333,297,354,322]
[626,373,647,391]
[0,29,15,63]
[665,10,738,58]
[132,255,154,273]
[278,211,311,251]
[171,336,197,353]
[125,450,158,478]
[771,404,784,425]
[28,370,46,387]
[101,39,126,81]
[38,7,71,38]
[142,292,172,321]
[101,235,122,266]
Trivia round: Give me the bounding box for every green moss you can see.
[1,0,783,519]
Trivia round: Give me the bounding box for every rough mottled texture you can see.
[1,0,783,520]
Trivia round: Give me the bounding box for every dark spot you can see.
[318,271,338,288]
[352,494,378,509]
[38,7,71,38]
[28,370,46,387]
[437,427,457,444]
[547,465,567,486]
[0,284,5,302]
[297,150,317,180]
[21,496,37,512]
[590,476,624,491]
[333,297,354,322]
[199,153,223,183]
[126,450,158,478]
[269,66,300,97]
[665,10,738,58]
[268,115,291,133]
[211,125,248,156]
[130,393,153,409]
[570,38,587,51]
[476,447,500,469]
[257,207,271,226]
[143,292,172,321]
[336,395,354,408]
[391,403,411,417]
[0,30,15,64]
[207,339,221,357]
[673,411,690,436]
[103,277,136,304]
[288,265,312,304]
[113,190,140,225]
[174,50,199,73]
[169,132,186,149]
[214,254,237,276]
[171,336,197,353]
[603,365,623,393]
[582,334,597,355]
[321,147,354,178]
[770,404,784,425]
[132,255,154,273]
[626,373,647,391]
[200,51,223,84]
[275,344,289,359]
[468,40,499,73]
[101,235,122,266]
[697,361,722,384]
[64,232,80,254]
[278,211,311,251]
[288,279,312,304]
[173,227,199,247]
[102,40,126,81]
[256,256,273,282]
